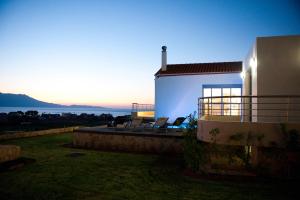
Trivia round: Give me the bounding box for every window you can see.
[203,88,211,115]
[212,88,222,115]
[231,88,242,115]
[223,88,231,115]
[202,85,242,116]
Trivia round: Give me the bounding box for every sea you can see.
[0,107,131,117]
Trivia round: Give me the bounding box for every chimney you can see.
[161,46,167,71]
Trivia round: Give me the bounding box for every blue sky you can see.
[0,0,299,107]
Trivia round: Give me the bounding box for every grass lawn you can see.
[0,133,298,200]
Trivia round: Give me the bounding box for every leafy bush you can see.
[280,123,300,151]
[183,112,208,172]
[228,131,264,168]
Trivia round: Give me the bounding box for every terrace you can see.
[131,103,155,119]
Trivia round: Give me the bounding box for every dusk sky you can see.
[0,0,299,108]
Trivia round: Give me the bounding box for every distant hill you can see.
[0,93,106,109]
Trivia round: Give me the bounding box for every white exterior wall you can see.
[243,35,300,122]
[243,41,258,121]
[155,73,242,122]
[256,35,300,96]
[244,35,300,96]
[243,41,257,97]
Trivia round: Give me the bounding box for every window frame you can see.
[202,84,242,116]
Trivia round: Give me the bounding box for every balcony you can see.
[198,95,300,123]
[197,95,300,147]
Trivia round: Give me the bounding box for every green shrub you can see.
[183,112,208,172]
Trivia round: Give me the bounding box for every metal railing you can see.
[198,95,300,123]
[131,103,155,112]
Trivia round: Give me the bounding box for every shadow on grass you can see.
[0,157,35,172]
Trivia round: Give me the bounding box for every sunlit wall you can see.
[155,73,242,122]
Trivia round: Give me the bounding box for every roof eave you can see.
[155,71,241,78]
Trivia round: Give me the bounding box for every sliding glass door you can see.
[202,85,242,116]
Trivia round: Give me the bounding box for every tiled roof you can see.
[155,61,242,77]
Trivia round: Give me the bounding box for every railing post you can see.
[209,97,211,116]
[249,96,252,122]
[241,96,243,122]
[198,98,200,119]
[286,97,290,122]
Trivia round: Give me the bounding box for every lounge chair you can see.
[167,117,186,129]
[151,117,169,129]
[129,118,143,128]
[112,117,143,129]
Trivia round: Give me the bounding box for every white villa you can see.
[131,35,300,127]
[150,35,300,173]
[153,35,300,124]
[129,35,300,148]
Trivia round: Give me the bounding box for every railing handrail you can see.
[198,95,300,123]
[131,103,155,112]
[199,95,300,100]
[132,103,155,106]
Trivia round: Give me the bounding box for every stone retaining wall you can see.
[0,127,78,141]
[0,145,21,163]
[73,130,183,154]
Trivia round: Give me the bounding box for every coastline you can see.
[0,106,131,117]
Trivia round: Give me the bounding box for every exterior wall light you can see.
[240,71,245,79]
[250,57,257,70]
